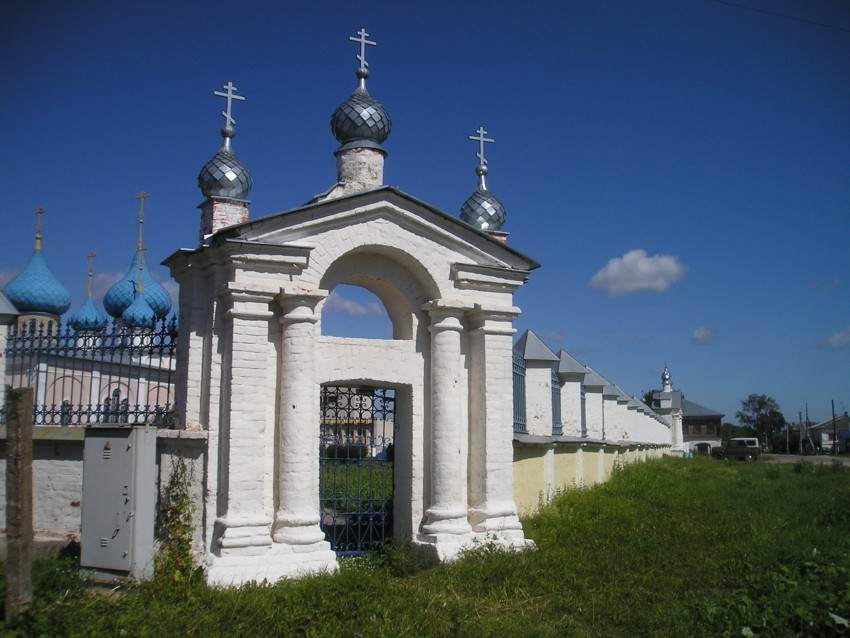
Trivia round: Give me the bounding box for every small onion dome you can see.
[103,251,172,320]
[662,366,672,385]
[121,288,157,330]
[69,296,107,333]
[198,127,253,200]
[4,250,71,316]
[460,166,506,231]
[330,69,391,151]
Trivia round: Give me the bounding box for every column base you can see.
[273,513,327,545]
[422,507,473,536]
[215,513,273,554]
[205,540,337,586]
[415,530,534,562]
[468,502,524,534]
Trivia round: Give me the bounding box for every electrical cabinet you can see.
[80,424,157,582]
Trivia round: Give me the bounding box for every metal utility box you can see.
[81,424,157,582]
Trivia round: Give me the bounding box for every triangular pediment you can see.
[212,186,540,273]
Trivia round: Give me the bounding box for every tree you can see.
[642,390,658,407]
[736,394,787,448]
[720,421,756,441]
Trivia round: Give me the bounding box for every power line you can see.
[711,0,850,34]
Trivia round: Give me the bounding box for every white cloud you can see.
[589,249,688,296]
[325,290,385,318]
[544,330,565,343]
[692,326,718,345]
[824,326,850,350]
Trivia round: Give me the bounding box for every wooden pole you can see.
[5,386,33,622]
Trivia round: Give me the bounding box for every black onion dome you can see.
[331,87,392,147]
[460,189,507,231]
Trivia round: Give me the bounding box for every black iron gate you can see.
[319,385,394,555]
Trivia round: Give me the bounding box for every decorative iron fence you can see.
[512,352,527,433]
[1,318,177,427]
[319,385,394,555]
[551,368,563,435]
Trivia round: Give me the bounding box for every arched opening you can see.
[313,246,434,555]
[320,285,392,339]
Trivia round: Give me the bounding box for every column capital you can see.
[221,283,276,321]
[277,286,328,324]
[466,303,520,332]
[422,299,472,333]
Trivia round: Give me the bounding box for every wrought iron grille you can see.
[1,318,177,427]
[551,368,563,435]
[513,352,527,433]
[319,385,394,555]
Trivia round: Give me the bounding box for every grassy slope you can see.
[3,457,849,637]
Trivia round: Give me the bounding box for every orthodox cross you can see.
[134,191,149,251]
[469,126,494,166]
[350,28,376,69]
[87,252,97,297]
[214,81,246,127]
[34,207,45,250]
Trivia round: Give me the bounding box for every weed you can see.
[156,452,199,586]
[794,459,817,474]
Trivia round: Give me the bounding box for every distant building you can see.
[651,366,722,454]
[809,413,850,453]
[681,399,724,454]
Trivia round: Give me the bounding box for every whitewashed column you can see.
[273,288,328,546]
[583,366,606,440]
[169,259,212,430]
[556,350,587,438]
[467,305,524,537]
[422,301,472,536]
[215,285,275,552]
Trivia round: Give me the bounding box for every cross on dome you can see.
[460,125,506,231]
[214,81,246,128]
[349,28,376,70]
[87,252,96,297]
[469,126,494,167]
[34,207,45,250]
[134,191,150,251]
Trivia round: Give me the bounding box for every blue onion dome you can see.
[460,165,507,231]
[104,251,172,320]
[69,296,107,332]
[121,287,157,330]
[198,126,253,200]
[4,250,71,316]
[331,68,391,151]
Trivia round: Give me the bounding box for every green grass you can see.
[3,457,849,637]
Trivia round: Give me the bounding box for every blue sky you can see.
[1,0,848,424]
